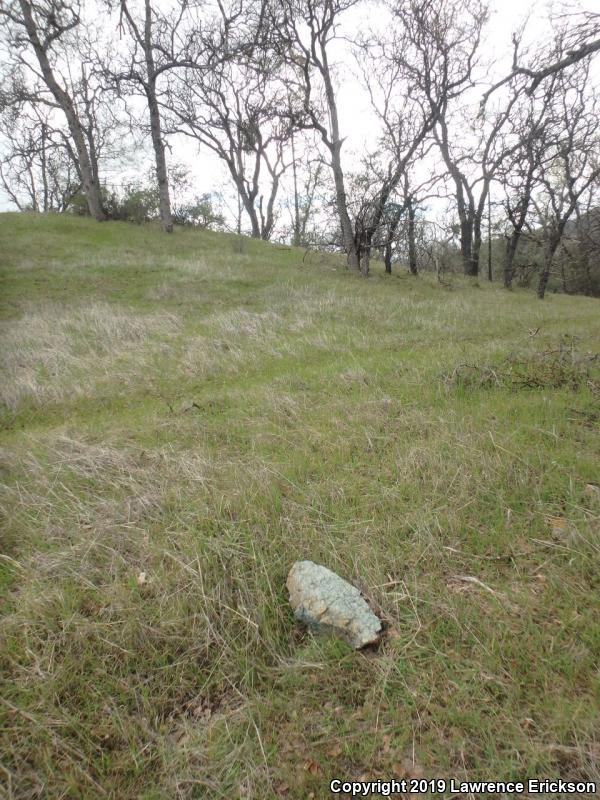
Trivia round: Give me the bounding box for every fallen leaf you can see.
[392,762,407,779]
[547,516,567,533]
[303,760,320,775]
[192,705,211,719]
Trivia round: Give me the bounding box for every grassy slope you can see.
[1,212,599,799]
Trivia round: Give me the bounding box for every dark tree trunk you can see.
[537,235,561,299]
[407,200,417,274]
[384,242,392,274]
[472,215,483,278]
[383,204,405,275]
[504,234,520,288]
[360,238,370,276]
[471,184,491,280]
[227,160,262,239]
[246,201,261,238]
[459,217,476,275]
[503,172,534,288]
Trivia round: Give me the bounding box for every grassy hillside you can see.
[1,212,599,799]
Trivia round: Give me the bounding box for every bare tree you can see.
[275,0,475,275]
[0,0,106,219]
[379,166,440,275]
[495,79,559,289]
[0,98,80,210]
[285,134,325,247]
[273,0,362,267]
[533,62,600,299]
[108,0,268,234]
[110,0,183,232]
[435,102,522,278]
[165,39,292,240]
[349,7,449,276]
[382,0,492,276]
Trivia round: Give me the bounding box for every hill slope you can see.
[1,213,600,798]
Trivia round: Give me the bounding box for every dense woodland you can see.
[1,0,600,298]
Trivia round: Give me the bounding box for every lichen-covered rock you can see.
[287,560,382,649]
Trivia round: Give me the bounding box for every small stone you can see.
[136,571,148,586]
[584,484,600,503]
[287,560,382,649]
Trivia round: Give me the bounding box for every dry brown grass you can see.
[0,303,179,411]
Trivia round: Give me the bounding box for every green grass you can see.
[1,211,599,798]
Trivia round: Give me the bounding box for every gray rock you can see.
[287,560,382,649]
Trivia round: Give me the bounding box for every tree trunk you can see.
[319,41,359,270]
[537,238,560,299]
[472,216,483,278]
[436,120,477,276]
[471,185,490,280]
[384,242,392,274]
[40,123,49,212]
[247,200,261,238]
[407,200,417,274]
[383,206,404,275]
[229,164,261,238]
[504,234,519,289]
[290,130,301,247]
[331,143,359,269]
[360,240,370,277]
[18,0,105,220]
[503,188,532,289]
[245,198,261,238]
[459,217,476,275]
[487,190,492,282]
[148,91,172,233]
[261,170,280,241]
[143,0,172,233]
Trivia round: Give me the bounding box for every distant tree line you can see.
[1,0,599,297]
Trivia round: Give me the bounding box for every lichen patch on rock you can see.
[287,560,382,649]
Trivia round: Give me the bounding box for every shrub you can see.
[172,194,225,229]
